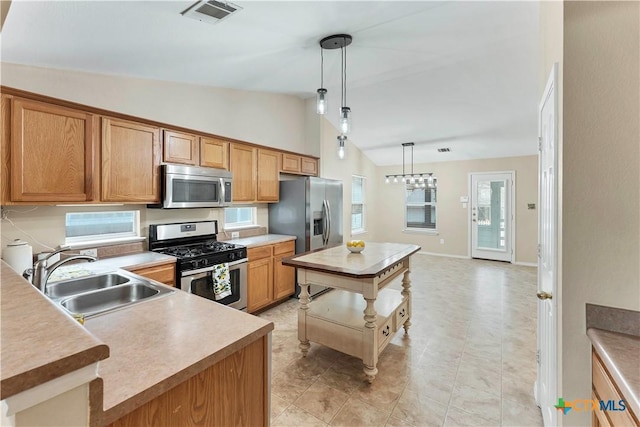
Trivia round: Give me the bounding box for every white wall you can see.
[0,63,308,155]
[375,155,538,264]
[561,2,640,426]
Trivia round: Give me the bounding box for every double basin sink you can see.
[47,271,173,319]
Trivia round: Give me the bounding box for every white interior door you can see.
[470,172,514,262]
[535,64,558,427]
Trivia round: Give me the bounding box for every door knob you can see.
[536,291,553,300]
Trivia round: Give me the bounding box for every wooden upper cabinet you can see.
[101,118,161,203]
[9,98,96,202]
[163,130,199,165]
[280,153,318,177]
[200,137,229,170]
[281,153,301,173]
[229,143,256,202]
[301,157,318,176]
[257,149,279,202]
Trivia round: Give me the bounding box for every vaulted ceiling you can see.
[1,1,540,165]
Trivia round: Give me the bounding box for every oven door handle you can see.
[181,266,214,277]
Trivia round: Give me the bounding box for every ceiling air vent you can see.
[437,148,451,153]
[181,0,242,25]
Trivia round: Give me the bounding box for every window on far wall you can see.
[65,211,140,245]
[224,207,256,229]
[352,175,365,234]
[405,179,437,231]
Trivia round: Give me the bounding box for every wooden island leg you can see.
[401,268,412,334]
[298,283,311,357]
[363,298,378,383]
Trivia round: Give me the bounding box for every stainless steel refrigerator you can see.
[269,177,343,297]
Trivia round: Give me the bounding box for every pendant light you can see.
[385,143,435,187]
[337,135,347,159]
[316,34,353,159]
[316,46,327,115]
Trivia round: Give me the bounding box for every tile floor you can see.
[258,254,543,427]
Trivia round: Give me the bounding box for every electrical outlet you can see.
[80,248,98,257]
[231,232,240,239]
[439,239,445,245]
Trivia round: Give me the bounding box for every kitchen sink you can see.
[47,273,131,298]
[49,272,174,319]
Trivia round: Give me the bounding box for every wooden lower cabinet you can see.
[247,241,295,313]
[273,241,295,300]
[128,262,176,286]
[107,335,268,427]
[591,349,639,427]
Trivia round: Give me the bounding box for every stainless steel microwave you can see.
[152,164,232,209]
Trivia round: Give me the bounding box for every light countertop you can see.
[48,252,177,282]
[283,242,421,278]
[587,328,640,418]
[221,233,296,248]
[85,286,273,424]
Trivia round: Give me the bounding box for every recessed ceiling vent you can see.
[181,0,242,25]
[437,148,451,153]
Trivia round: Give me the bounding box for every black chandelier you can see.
[385,143,435,188]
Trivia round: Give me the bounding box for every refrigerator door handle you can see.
[322,200,329,246]
[325,199,331,246]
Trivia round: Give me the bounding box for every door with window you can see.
[470,172,514,262]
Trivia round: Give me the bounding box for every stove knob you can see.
[229,252,236,261]
[191,260,200,269]
[202,259,209,266]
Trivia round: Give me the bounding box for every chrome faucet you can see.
[25,248,97,294]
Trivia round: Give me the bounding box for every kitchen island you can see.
[282,242,420,383]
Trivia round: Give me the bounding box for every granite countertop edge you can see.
[587,327,640,418]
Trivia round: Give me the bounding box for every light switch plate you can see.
[231,232,240,239]
[80,248,98,257]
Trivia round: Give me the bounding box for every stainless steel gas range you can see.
[148,220,247,311]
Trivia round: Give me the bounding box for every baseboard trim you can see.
[417,251,471,260]
[514,261,537,267]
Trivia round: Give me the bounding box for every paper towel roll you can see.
[3,239,33,275]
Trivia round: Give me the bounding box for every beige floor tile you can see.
[450,384,501,424]
[272,405,328,427]
[293,381,349,423]
[385,416,415,427]
[501,397,543,426]
[271,393,290,419]
[391,388,448,426]
[330,396,390,427]
[258,255,540,427]
[444,406,499,426]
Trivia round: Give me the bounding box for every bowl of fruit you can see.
[346,240,365,253]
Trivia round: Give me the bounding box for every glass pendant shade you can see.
[337,135,346,160]
[340,107,351,134]
[316,88,327,115]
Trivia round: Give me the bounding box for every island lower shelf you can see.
[301,288,409,361]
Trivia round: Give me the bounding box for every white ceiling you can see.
[1,0,540,166]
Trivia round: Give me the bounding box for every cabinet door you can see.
[10,98,96,202]
[229,143,256,202]
[102,118,161,203]
[129,262,176,287]
[200,137,229,169]
[163,130,199,165]
[281,153,301,173]
[256,149,279,202]
[301,157,318,176]
[247,257,273,313]
[273,241,295,300]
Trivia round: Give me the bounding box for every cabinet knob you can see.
[382,325,390,337]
